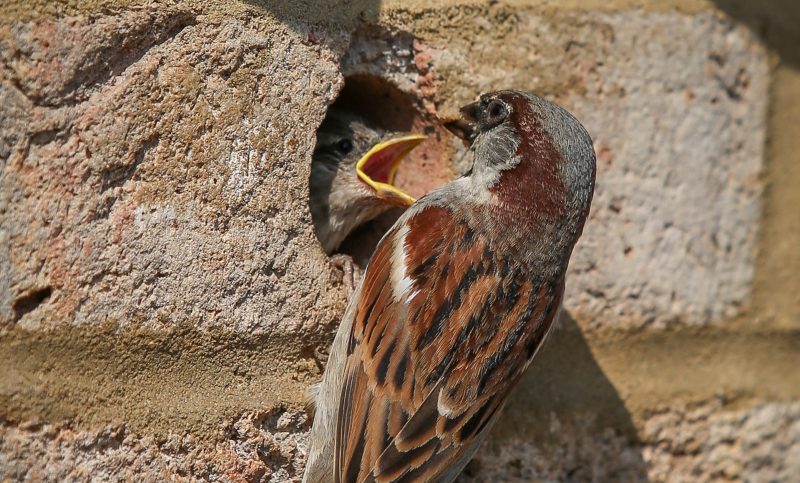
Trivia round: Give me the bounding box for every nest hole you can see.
[312,74,454,267]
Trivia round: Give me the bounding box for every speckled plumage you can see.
[304,90,596,483]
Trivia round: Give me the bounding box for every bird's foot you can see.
[330,253,362,298]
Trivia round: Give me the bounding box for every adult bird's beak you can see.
[443,101,480,143]
[356,134,427,207]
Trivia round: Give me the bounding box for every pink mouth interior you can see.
[361,145,405,184]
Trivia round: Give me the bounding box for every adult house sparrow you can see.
[310,108,426,255]
[303,90,596,482]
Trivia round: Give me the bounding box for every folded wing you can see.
[335,205,564,483]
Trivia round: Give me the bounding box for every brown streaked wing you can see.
[335,206,564,482]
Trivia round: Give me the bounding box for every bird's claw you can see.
[330,254,362,298]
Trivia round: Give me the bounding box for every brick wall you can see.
[1,1,798,481]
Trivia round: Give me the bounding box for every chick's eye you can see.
[336,139,353,154]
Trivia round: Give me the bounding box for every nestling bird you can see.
[303,90,596,483]
[310,108,426,255]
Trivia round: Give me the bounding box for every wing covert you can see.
[335,205,564,482]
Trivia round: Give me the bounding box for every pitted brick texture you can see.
[461,401,800,483]
[1,8,349,334]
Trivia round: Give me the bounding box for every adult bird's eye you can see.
[337,139,354,154]
[487,100,508,122]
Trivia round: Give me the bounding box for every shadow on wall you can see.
[475,312,648,481]
[711,0,800,66]
[242,0,382,30]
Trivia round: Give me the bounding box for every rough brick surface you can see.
[3,402,798,482]
[461,401,800,483]
[0,409,310,482]
[0,7,349,335]
[561,13,766,327]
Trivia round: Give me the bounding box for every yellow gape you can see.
[356,134,426,207]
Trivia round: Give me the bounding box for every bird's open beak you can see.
[356,134,426,207]
[443,101,480,143]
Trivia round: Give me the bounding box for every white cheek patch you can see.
[390,223,420,302]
